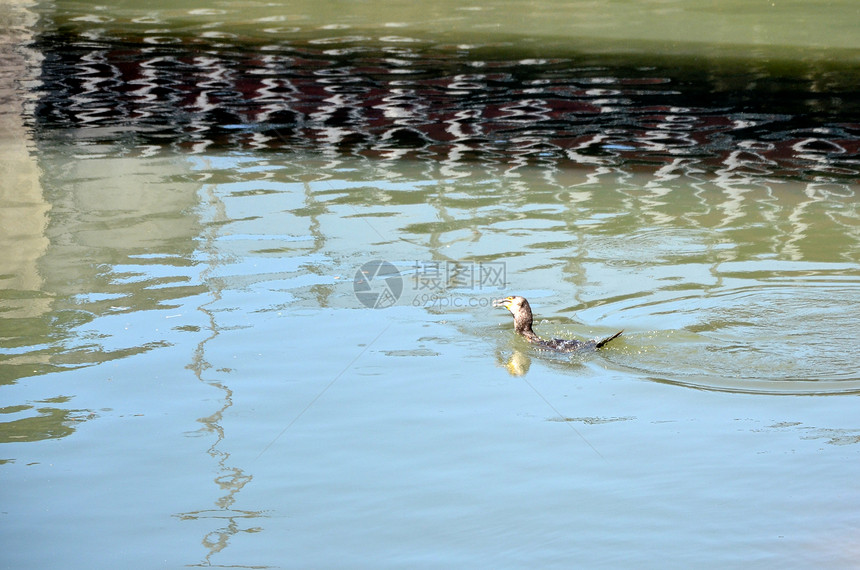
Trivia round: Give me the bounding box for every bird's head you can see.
[493,295,535,335]
[492,295,528,315]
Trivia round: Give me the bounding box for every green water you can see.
[45,0,860,56]
[2,0,860,567]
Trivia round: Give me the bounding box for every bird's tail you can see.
[595,330,623,349]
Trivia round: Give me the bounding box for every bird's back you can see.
[532,331,622,352]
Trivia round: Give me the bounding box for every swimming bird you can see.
[493,295,622,352]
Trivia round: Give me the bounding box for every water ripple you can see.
[601,275,860,394]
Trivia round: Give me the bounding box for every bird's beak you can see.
[492,298,509,308]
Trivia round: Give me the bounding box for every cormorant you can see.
[493,295,622,352]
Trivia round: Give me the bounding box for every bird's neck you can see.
[519,327,542,343]
[514,311,540,341]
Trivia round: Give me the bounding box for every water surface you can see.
[2,1,860,568]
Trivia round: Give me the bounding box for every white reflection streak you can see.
[260,57,300,149]
[73,51,117,125]
[247,69,290,150]
[376,84,430,160]
[315,71,367,156]
[638,113,697,153]
[565,134,614,167]
[188,56,228,154]
[128,55,165,123]
[714,184,750,229]
[641,159,697,225]
[499,97,555,176]
[713,145,766,228]
[570,164,615,185]
[442,106,484,179]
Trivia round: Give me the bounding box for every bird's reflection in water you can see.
[497,348,532,376]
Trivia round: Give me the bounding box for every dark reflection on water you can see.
[33,29,860,181]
